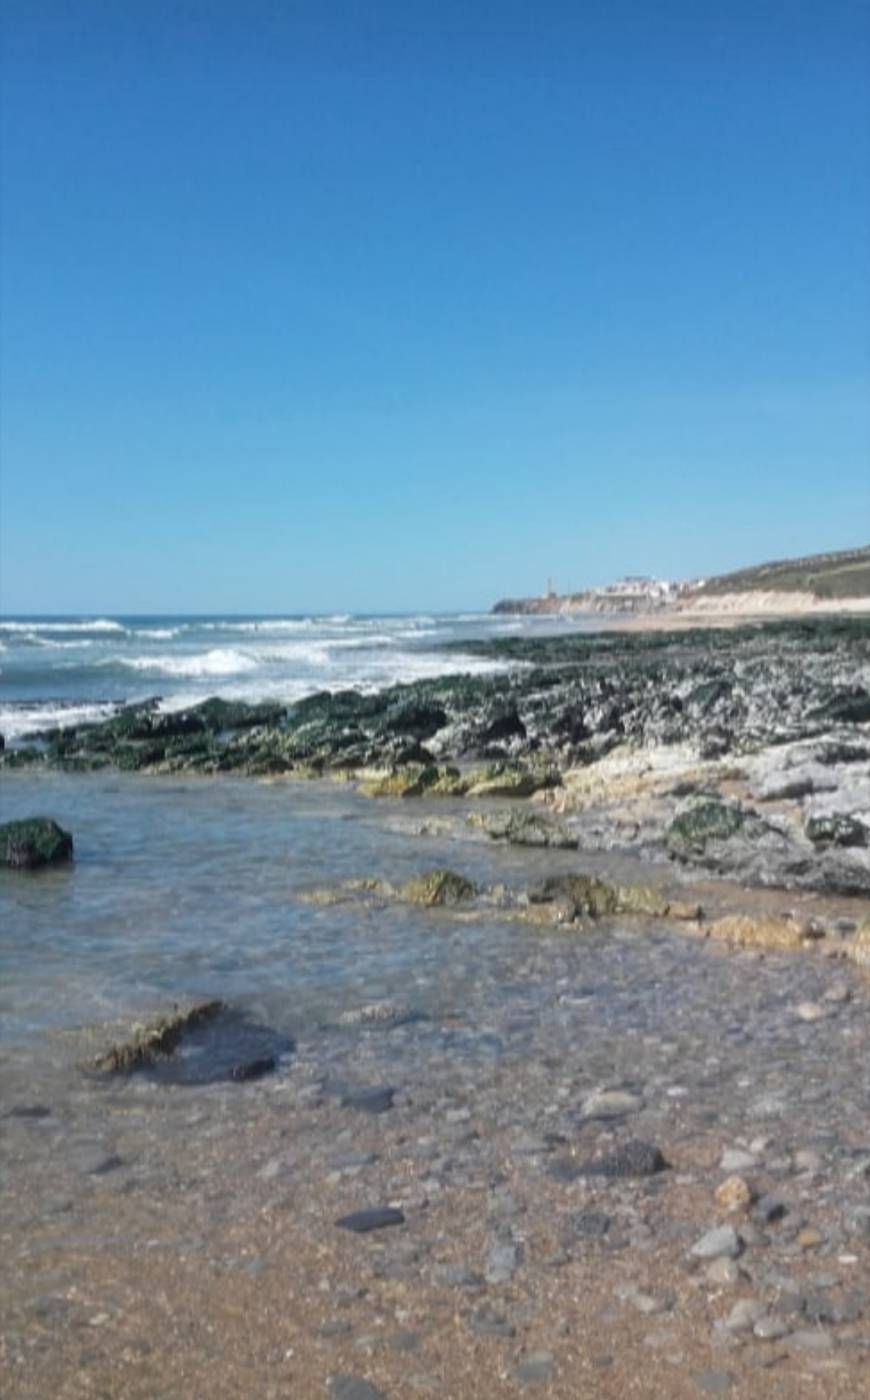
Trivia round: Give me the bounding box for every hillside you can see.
[695,545,870,599]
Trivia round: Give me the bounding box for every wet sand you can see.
[2,850,869,1399]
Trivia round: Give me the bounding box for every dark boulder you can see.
[806,814,868,849]
[0,817,73,870]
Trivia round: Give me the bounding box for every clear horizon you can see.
[2,2,868,614]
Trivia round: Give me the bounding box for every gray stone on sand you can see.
[514,1352,554,1384]
[691,1225,742,1260]
[335,1207,405,1234]
[327,1379,387,1400]
[694,1371,735,1394]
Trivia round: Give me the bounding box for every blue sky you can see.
[1,1,868,613]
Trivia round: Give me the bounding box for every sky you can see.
[1,1,868,614]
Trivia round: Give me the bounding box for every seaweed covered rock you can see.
[92,1001,226,1073]
[666,800,747,857]
[614,884,671,917]
[528,874,620,917]
[401,869,476,906]
[0,817,73,870]
[90,1000,293,1084]
[805,814,868,848]
[359,764,440,798]
[467,809,578,849]
[465,763,555,799]
[808,686,870,726]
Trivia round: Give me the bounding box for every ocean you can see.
[0,610,600,742]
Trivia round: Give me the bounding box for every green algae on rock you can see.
[0,817,73,870]
[528,874,621,917]
[89,1001,294,1085]
[666,800,747,857]
[91,1001,226,1074]
[805,814,868,848]
[465,762,557,798]
[401,869,477,906]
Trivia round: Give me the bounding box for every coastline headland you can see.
[492,543,870,624]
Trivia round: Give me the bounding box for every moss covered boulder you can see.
[465,763,554,799]
[358,764,440,798]
[0,817,73,870]
[401,869,476,906]
[666,800,746,858]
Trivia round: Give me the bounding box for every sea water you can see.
[0,610,603,741]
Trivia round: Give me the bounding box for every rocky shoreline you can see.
[5,619,869,903]
[2,617,870,1397]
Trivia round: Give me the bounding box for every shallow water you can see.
[0,769,605,1051]
[3,772,870,1398]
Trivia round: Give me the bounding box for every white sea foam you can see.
[0,618,124,634]
[109,648,259,677]
[200,618,316,633]
[133,627,183,640]
[0,700,121,741]
[23,635,97,650]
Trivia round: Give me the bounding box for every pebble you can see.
[327,1153,379,1171]
[694,1370,735,1394]
[705,1258,741,1286]
[793,1149,823,1172]
[753,1195,787,1225]
[335,1207,405,1234]
[797,1227,823,1250]
[514,1352,554,1384]
[724,1299,764,1333]
[571,1212,611,1238]
[581,1089,643,1119]
[715,1176,753,1214]
[466,1308,515,1339]
[327,1379,387,1400]
[795,1002,827,1022]
[620,1287,671,1316]
[337,1002,417,1029]
[576,1140,668,1180]
[434,1264,484,1291]
[788,1329,835,1352]
[753,1315,792,1341]
[843,1205,870,1239]
[390,1330,421,1354]
[484,1242,521,1285]
[720,1149,756,1172]
[691,1225,742,1260]
[341,1087,396,1115]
